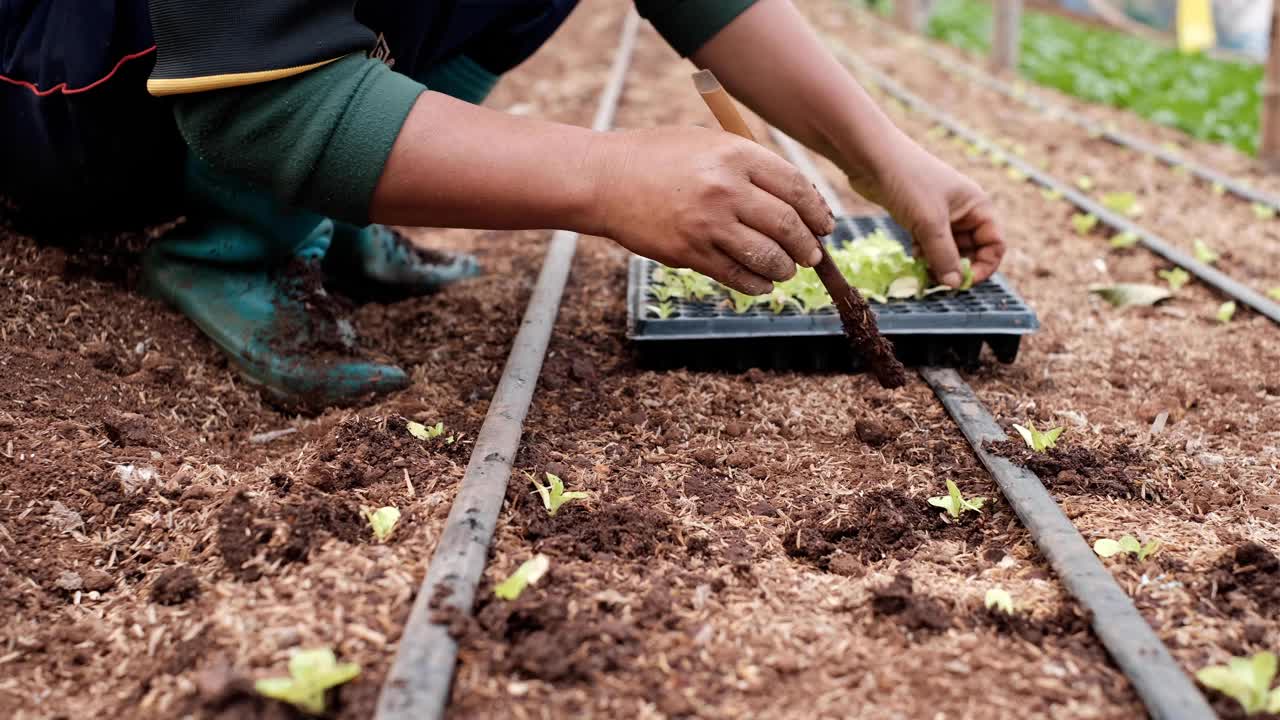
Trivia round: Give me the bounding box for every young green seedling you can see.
[984,587,1015,615]
[1109,231,1140,249]
[649,284,682,303]
[494,554,550,600]
[1101,191,1143,217]
[726,289,758,314]
[646,302,676,320]
[1158,267,1191,292]
[1269,287,1280,302]
[407,420,446,441]
[530,472,589,516]
[1006,168,1027,182]
[1076,175,1095,191]
[255,648,361,716]
[1195,651,1280,715]
[1040,188,1063,202]
[927,479,986,519]
[1093,534,1161,561]
[1193,239,1220,265]
[1089,283,1174,308]
[1211,182,1226,196]
[363,506,401,543]
[1217,301,1237,324]
[1253,203,1278,221]
[1071,213,1099,235]
[1013,422,1064,452]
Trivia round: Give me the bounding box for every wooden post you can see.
[1262,6,1280,169]
[895,0,919,32]
[992,0,1023,72]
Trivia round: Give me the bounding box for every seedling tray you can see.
[626,215,1039,371]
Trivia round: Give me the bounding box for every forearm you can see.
[691,0,910,185]
[369,92,605,232]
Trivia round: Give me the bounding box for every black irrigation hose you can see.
[851,10,1280,214]
[832,46,1280,326]
[919,368,1215,720]
[373,11,640,720]
[771,127,1214,719]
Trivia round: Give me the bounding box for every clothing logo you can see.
[370,33,396,68]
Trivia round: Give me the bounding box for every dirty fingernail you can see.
[808,247,824,267]
[942,271,963,288]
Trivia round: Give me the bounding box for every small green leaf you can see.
[1138,539,1162,562]
[1196,652,1278,715]
[646,302,675,320]
[1268,287,1280,302]
[1253,203,1277,220]
[364,506,401,543]
[254,648,360,716]
[1040,188,1063,202]
[494,554,550,601]
[1093,538,1124,558]
[530,472,589,516]
[1006,167,1027,182]
[1101,191,1143,217]
[407,421,430,440]
[1118,535,1142,554]
[1211,182,1226,196]
[1109,231,1140,249]
[1217,301,1237,324]
[927,479,985,519]
[1193,239,1219,265]
[1076,176,1095,191]
[984,587,1015,614]
[1012,422,1064,452]
[1071,213,1099,235]
[1090,283,1173,308]
[1158,268,1191,292]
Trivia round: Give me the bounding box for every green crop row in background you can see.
[866,0,1263,155]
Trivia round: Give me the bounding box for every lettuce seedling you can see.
[646,302,675,320]
[1217,301,1237,324]
[1193,239,1220,265]
[1269,287,1280,302]
[1093,534,1161,561]
[1211,182,1226,196]
[1253,203,1278,221]
[928,479,986,519]
[1195,652,1280,715]
[255,648,361,716]
[363,506,401,543]
[726,289,758,314]
[494,554,550,600]
[1076,176,1095,191]
[1109,231,1140,249]
[1040,188,1063,202]
[1090,283,1174,308]
[1158,267,1191,292]
[1013,423,1064,452]
[984,587,1015,614]
[1006,168,1027,182]
[1101,191,1143,217]
[649,283,682,303]
[1071,213,1099,235]
[530,472,589,516]
[408,421,445,441]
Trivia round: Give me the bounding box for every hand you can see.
[847,140,1005,287]
[589,127,835,294]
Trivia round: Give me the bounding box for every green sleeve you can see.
[636,0,760,57]
[172,55,424,225]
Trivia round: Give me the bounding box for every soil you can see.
[985,438,1151,499]
[3,1,1279,719]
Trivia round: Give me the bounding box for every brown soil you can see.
[4,1,1280,719]
[151,566,201,605]
[985,438,1151,499]
[868,573,953,632]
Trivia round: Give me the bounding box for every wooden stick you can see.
[691,69,906,389]
[991,0,1022,72]
[1262,8,1280,169]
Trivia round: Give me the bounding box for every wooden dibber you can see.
[692,69,907,388]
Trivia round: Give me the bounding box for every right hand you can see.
[588,127,835,295]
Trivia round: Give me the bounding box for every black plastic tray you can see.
[626,215,1039,370]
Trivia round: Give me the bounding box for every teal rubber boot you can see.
[323,223,481,302]
[142,161,408,410]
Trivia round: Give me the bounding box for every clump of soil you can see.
[217,491,273,581]
[868,573,951,632]
[151,566,200,605]
[519,502,672,561]
[976,605,1091,645]
[854,418,894,447]
[461,578,679,684]
[308,414,466,491]
[783,489,979,571]
[985,439,1148,499]
[1206,542,1280,616]
[682,472,738,515]
[277,495,367,562]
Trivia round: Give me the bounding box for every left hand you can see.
[846,140,1005,287]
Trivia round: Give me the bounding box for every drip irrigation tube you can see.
[832,46,1280,326]
[373,11,639,719]
[920,368,1214,720]
[851,10,1280,214]
[771,130,1213,719]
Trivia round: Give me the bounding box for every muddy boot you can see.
[142,160,408,410]
[323,222,481,303]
